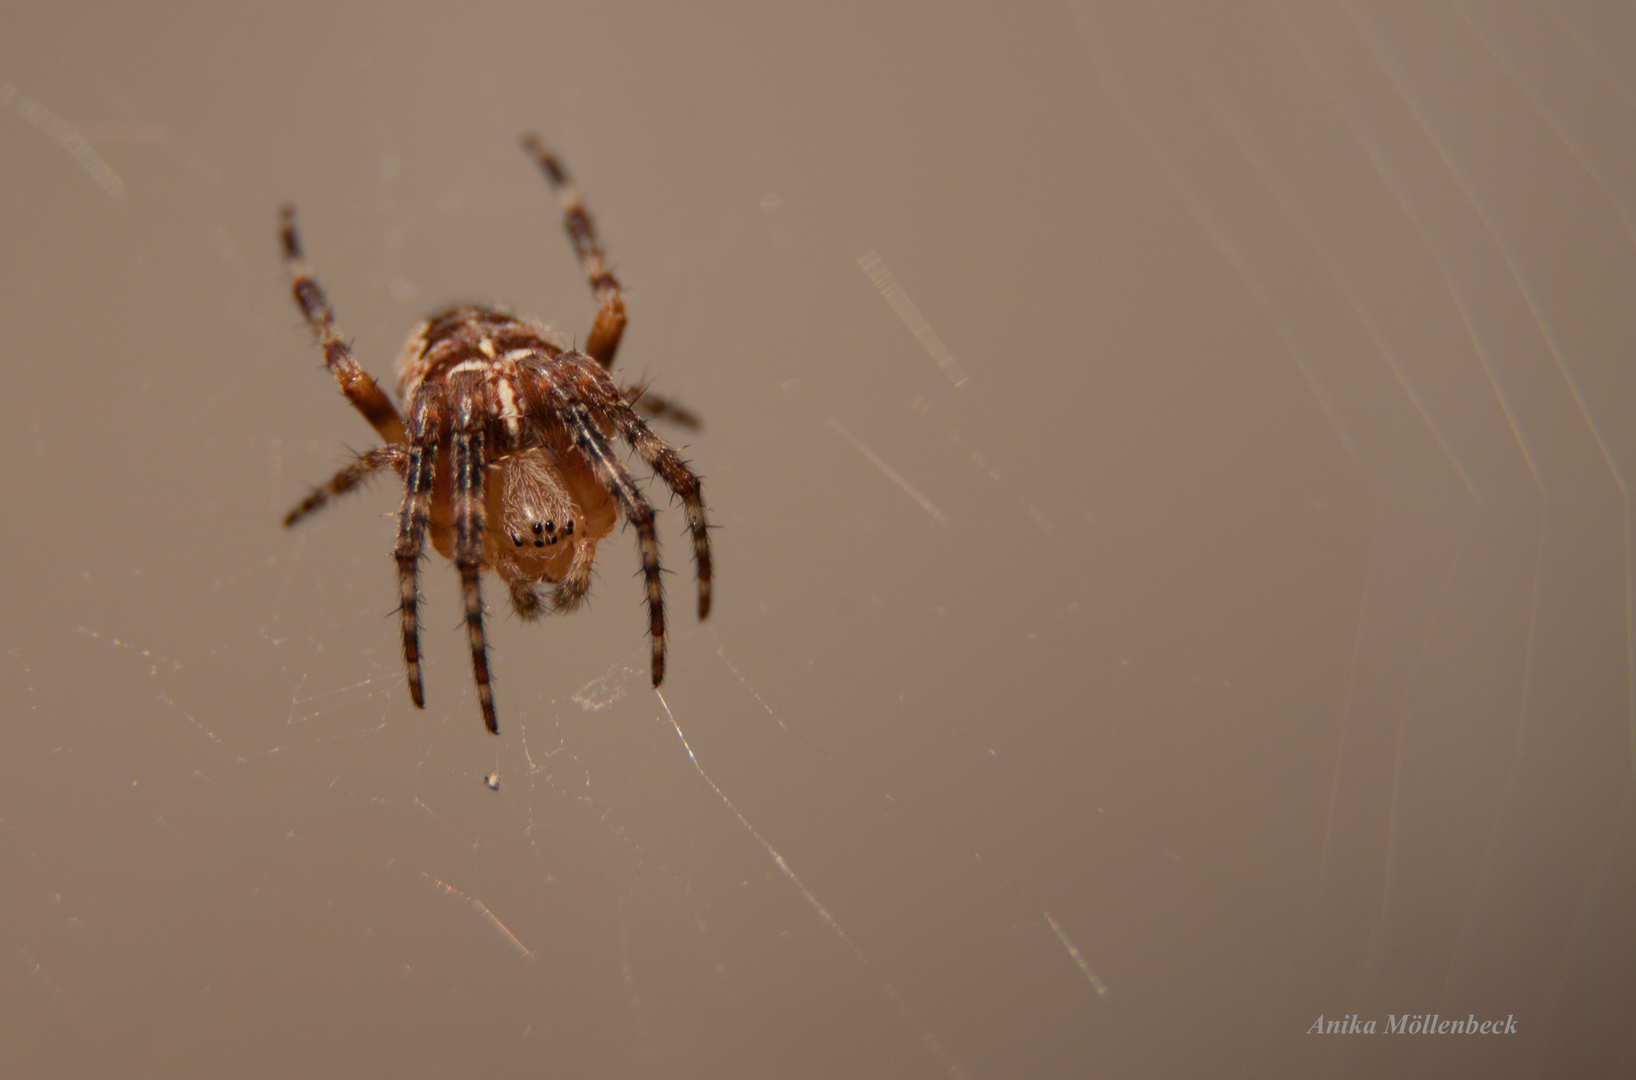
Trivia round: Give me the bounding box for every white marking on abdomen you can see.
[496,376,521,439]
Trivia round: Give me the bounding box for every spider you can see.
[278,135,712,734]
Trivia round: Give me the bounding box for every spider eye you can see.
[532,521,545,534]
[564,520,575,535]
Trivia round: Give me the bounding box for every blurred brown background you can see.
[2,1,1633,1077]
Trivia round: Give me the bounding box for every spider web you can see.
[2,3,1635,1077]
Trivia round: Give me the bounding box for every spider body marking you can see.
[279,137,713,734]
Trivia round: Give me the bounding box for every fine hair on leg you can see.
[279,206,407,444]
[623,384,702,431]
[393,392,443,710]
[607,402,712,620]
[520,135,627,370]
[284,445,406,528]
[562,402,666,685]
[452,382,498,733]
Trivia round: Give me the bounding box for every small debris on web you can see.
[572,661,639,712]
[483,770,500,791]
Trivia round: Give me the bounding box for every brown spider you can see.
[279,135,712,734]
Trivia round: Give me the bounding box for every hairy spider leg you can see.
[519,139,703,432]
[623,384,703,431]
[560,401,667,685]
[451,377,499,733]
[394,395,442,710]
[280,206,407,444]
[283,445,407,528]
[520,134,627,370]
[606,401,713,620]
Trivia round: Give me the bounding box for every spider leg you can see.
[283,445,407,528]
[562,403,666,685]
[520,135,627,370]
[394,393,443,711]
[279,206,407,444]
[452,384,499,733]
[623,384,702,431]
[607,403,713,621]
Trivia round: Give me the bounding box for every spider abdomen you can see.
[396,305,571,403]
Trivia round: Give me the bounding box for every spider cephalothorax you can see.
[279,136,712,734]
